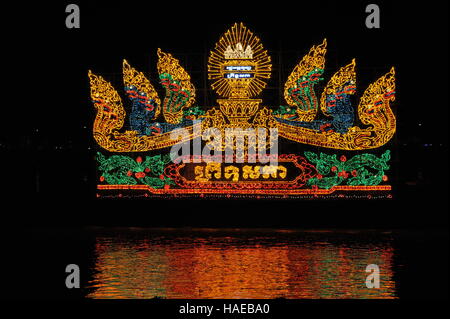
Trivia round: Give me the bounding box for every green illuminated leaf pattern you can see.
[305,150,391,189]
[97,152,174,188]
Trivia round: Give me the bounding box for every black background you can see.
[1,0,448,301]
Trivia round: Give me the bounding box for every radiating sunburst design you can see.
[208,23,272,98]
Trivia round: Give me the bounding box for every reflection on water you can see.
[86,229,397,299]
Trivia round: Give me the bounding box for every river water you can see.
[84,228,398,299]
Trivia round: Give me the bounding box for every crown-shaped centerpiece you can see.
[224,42,253,59]
[208,23,272,125]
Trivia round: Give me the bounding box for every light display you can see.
[304,150,391,189]
[282,39,327,122]
[157,48,196,124]
[208,22,271,99]
[97,153,174,189]
[275,59,396,150]
[90,22,396,198]
[88,51,201,152]
[123,59,161,136]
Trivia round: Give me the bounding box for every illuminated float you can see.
[90,23,395,198]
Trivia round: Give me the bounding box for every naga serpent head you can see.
[295,68,325,88]
[125,85,159,117]
[325,80,356,115]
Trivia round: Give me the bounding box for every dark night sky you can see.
[1,0,448,229]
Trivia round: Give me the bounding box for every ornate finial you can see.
[208,22,271,99]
